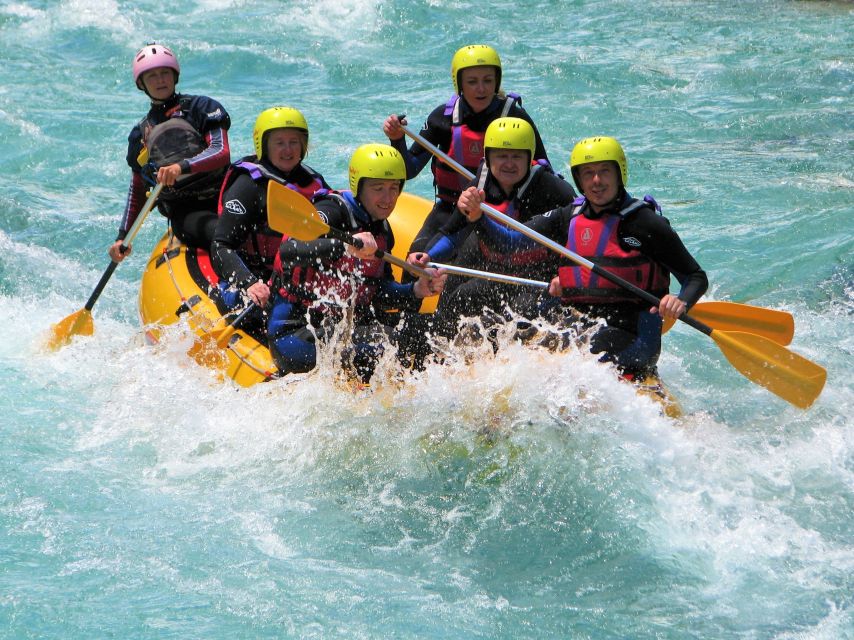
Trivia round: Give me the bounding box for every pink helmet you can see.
[133,44,180,89]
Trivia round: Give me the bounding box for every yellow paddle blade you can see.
[187,332,231,369]
[710,329,826,409]
[44,309,94,351]
[662,301,795,345]
[187,302,259,368]
[266,181,331,240]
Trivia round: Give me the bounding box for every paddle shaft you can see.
[427,262,548,289]
[85,183,164,311]
[214,302,257,347]
[322,226,432,280]
[400,123,475,181]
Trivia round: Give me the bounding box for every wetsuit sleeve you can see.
[389,106,449,179]
[278,237,345,266]
[375,275,417,309]
[211,173,264,289]
[116,172,149,241]
[180,127,230,175]
[179,96,232,175]
[622,209,709,307]
[125,123,144,171]
[191,95,231,134]
[423,206,476,261]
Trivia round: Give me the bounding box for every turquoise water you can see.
[1,0,852,637]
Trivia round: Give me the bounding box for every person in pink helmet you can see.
[109,43,231,261]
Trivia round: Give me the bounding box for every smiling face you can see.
[265,128,306,174]
[487,149,530,193]
[140,67,177,101]
[577,161,620,210]
[459,65,498,113]
[358,178,401,221]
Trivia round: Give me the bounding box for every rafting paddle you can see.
[46,183,164,351]
[265,181,435,280]
[399,125,825,408]
[420,265,793,344]
[425,262,795,346]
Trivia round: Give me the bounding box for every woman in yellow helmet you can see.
[211,106,331,338]
[108,43,231,262]
[382,45,550,265]
[268,143,446,381]
[468,136,708,379]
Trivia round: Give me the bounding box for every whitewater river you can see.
[1,1,852,637]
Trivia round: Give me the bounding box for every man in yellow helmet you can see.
[268,144,446,381]
[466,137,708,378]
[382,45,550,268]
[416,117,577,340]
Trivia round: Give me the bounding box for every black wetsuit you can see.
[212,160,328,288]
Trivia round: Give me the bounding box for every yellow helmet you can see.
[252,106,309,160]
[451,44,502,94]
[348,144,406,194]
[569,136,628,190]
[484,117,535,161]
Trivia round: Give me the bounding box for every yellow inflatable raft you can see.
[137,192,680,416]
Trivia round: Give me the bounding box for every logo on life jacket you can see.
[468,140,482,155]
[581,228,594,245]
[224,199,247,215]
[623,236,642,247]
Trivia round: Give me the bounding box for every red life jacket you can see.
[433,93,520,203]
[475,164,551,268]
[276,191,390,310]
[217,157,326,268]
[557,199,670,304]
